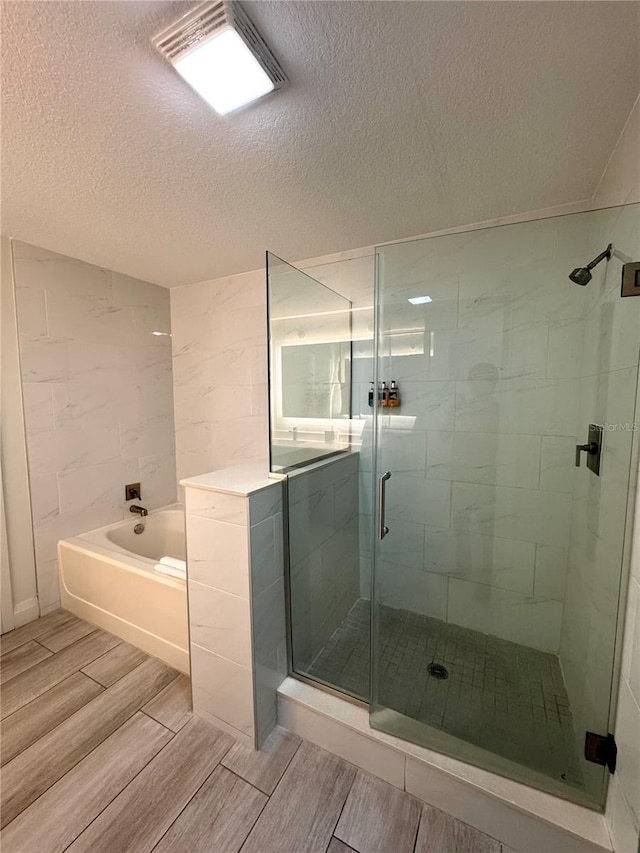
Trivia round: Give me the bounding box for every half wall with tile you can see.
[183,464,286,748]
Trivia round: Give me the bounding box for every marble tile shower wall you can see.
[363,213,622,653]
[12,241,176,612]
[170,270,269,483]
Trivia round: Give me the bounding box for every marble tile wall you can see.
[364,211,615,652]
[288,452,360,672]
[184,477,285,748]
[12,241,176,613]
[170,270,269,483]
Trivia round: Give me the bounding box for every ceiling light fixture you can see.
[153,1,287,116]
[408,296,432,305]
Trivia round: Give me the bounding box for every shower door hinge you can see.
[584,732,617,773]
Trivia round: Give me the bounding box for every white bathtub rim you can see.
[73,503,184,567]
[60,537,185,587]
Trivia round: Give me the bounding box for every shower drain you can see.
[427,662,449,680]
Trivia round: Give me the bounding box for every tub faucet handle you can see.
[125,483,142,501]
[130,505,148,517]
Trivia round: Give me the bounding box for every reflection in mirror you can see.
[267,252,353,472]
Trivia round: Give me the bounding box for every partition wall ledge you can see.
[277,677,613,853]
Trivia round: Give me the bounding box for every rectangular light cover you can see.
[408,295,432,305]
[174,27,274,115]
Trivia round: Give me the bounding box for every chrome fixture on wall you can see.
[129,505,148,517]
[569,243,612,285]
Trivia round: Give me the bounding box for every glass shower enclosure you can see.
[267,202,640,811]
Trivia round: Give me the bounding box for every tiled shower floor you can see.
[307,599,584,787]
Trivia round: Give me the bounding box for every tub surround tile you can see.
[57,459,141,515]
[12,241,177,611]
[21,382,54,433]
[29,474,61,528]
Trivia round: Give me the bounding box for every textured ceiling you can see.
[1,1,639,287]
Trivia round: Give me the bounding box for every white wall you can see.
[0,237,38,627]
[594,93,640,853]
[12,241,177,612]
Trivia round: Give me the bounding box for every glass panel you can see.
[371,203,640,809]
[267,252,374,699]
[267,252,352,473]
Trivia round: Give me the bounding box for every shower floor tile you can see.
[306,599,584,788]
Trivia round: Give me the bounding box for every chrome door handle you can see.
[379,471,391,539]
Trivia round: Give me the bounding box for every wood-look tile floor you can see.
[0,610,514,853]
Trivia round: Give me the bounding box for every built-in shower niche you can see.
[266,252,353,473]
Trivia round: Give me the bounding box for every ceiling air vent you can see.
[152,1,287,115]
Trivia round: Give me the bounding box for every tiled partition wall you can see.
[12,241,176,612]
[288,452,360,671]
[183,468,286,748]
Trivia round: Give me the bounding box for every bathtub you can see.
[58,505,189,674]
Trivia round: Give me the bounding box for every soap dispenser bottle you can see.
[368,382,374,408]
[381,381,390,407]
[389,380,400,407]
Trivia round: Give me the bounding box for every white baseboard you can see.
[277,677,612,853]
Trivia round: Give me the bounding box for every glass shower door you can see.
[370,204,640,809]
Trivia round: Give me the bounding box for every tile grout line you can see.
[2,658,173,823]
[142,735,241,853]
[55,723,179,853]
[4,702,175,834]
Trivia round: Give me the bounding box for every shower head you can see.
[569,243,612,286]
[569,267,594,286]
